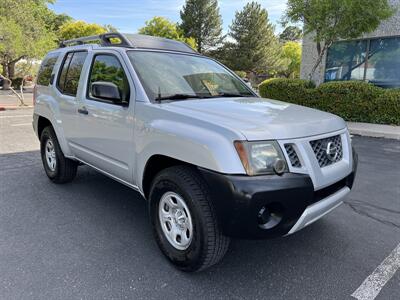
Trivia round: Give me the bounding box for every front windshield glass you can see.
[127,51,253,102]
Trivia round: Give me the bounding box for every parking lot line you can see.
[10,123,32,127]
[0,115,32,118]
[351,242,400,300]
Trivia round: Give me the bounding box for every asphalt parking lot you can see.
[1,109,399,299]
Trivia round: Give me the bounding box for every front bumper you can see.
[198,149,358,239]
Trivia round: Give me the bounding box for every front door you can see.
[71,51,135,183]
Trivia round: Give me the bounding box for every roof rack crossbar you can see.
[59,33,132,48]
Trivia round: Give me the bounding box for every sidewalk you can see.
[0,90,33,110]
[347,122,400,140]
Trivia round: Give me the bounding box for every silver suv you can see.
[33,33,357,272]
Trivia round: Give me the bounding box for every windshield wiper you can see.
[155,93,203,102]
[154,92,250,102]
[208,92,248,98]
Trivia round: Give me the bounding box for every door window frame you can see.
[56,50,88,96]
[85,52,131,106]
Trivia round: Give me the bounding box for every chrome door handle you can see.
[78,107,88,115]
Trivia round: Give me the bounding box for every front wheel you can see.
[149,166,230,272]
[40,126,78,183]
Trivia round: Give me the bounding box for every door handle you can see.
[78,107,88,115]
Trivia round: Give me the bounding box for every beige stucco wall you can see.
[300,0,400,84]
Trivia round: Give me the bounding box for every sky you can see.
[50,0,287,34]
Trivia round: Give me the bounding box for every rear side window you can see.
[37,52,59,86]
[57,51,88,96]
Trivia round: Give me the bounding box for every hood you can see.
[162,97,346,140]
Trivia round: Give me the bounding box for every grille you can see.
[284,144,302,168]
[310,135,343,167]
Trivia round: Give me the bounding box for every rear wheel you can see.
[149,166,230,272]
[40,126,78,183]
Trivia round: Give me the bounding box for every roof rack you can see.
[59,32,197,54]
[59,32,132,48]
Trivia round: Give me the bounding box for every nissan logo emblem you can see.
[325,141,338,161]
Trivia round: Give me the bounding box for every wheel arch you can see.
[37,116,53,140]
[34,114,73,157]
[142,154,194,199]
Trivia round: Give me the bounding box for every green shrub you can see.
[372,89,400,125]
[258,78,400,125]
[258,78,316,108]
[314,81,382,122]
[234,70,247,78]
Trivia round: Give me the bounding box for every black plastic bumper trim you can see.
[198,147,358,239]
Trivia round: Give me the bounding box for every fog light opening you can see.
[257,205,283,230]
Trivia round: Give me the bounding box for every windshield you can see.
[127,51,254,102]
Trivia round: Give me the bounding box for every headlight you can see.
[234,141,288,175]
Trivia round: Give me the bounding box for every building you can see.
[301,0,400,88]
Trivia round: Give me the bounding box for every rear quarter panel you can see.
[34,49,76,156]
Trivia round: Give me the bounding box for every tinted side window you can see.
[88,55,130,104]
[57,51,88,96]
[58,53,73,93]
[37,52,59,86]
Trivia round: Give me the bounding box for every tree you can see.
[0,0,57,100]
[44,12,73,35]
[279,26,302,42]
[281,41,301,78]
[180,0,223,53]
[227,2,283,75]
[58,20,109,41]
[285,0,394,81]
[15,60,40,79]
[0,0,56,79]
[138,16,196,49]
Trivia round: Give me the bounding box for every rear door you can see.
[72,50,135,183]
[55,51,88,145]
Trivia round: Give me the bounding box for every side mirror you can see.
[91,81,121,103]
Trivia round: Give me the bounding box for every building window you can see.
[325,36,400,88]
[325,40,367,81]
[366,37,400,88]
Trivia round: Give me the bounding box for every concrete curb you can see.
[0,106,33,111]
[347,122,400,140]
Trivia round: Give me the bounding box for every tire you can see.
[149,165,230,272]
[40,126,78,183]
